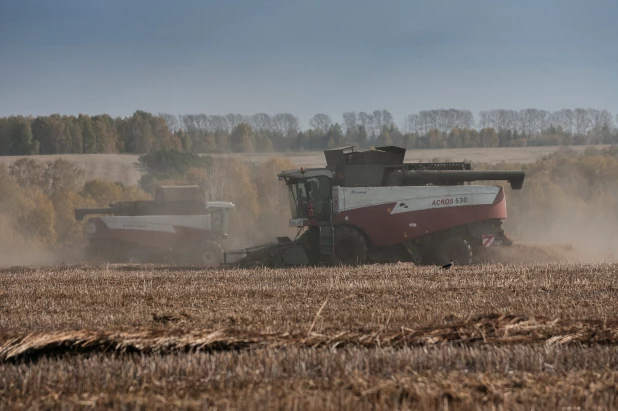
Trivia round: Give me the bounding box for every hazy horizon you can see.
[1,0,617,126]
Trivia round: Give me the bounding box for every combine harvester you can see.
[75,185,234,265]
[227,145,525,267]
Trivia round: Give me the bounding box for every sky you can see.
[1,0,617,127]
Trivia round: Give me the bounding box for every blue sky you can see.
[1,0,617,126]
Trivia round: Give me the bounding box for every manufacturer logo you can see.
[431,197,468,206]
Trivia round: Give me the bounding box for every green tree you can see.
[377,128,393,146]
[256,134,274,152]
[9,158,45,188]
[356,125,368,148]
[176,129,191,152]
[80,115,96,153]
[6,117,37,155]
[92,114,119,153]
[42,159,85,197]
[0,118,9,154]
[427,129,444,148]
[230,123,255,152]
[31,115,69,154]
[448,128,462,148]
[326,124,344,148]
[67,118,83,153]
[137,149,212,192]
[401,132,417,149]
[497,129,513,147]
[479,127,499,147]
[296,131,308,150]
[118,111,156,153]
[152,115,181,151]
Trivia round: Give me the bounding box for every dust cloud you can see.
[505,208,618,263]
[490,147,618,263]
[1,148,617,266]
[0,219,60,266]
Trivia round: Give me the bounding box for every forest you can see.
[1,108,617,156]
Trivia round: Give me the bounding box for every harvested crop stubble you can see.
[2,262,618,409]
[2,314,618,362]
[3,347,618,409]
[2,262,618,337]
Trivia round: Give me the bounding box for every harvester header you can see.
[75,186,209,221]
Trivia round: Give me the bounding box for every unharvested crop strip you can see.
[3,314,618,362]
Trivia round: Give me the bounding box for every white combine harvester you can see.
[74,185,234,265]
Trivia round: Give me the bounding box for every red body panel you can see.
[332,188,507,246]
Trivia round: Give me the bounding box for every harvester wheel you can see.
[434,236,473,266]
[333,226,368,266]
[126,248,147,263]
[198,241,224,266]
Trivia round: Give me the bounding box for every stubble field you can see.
[2,259,618,410]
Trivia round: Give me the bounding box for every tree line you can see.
[0,158,148,250]
[1,108,617,156]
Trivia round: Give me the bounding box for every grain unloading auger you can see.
[225,145,525,267]
[75,185,234,265]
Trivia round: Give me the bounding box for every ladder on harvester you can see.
[319,225,334,264]
[318,199,335,264]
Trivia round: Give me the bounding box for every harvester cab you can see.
[228,145,525,267]
[279,168,334,227]
[74,185,234,265]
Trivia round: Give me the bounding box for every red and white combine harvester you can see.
[74,185,234,265]
[227,145,525,266]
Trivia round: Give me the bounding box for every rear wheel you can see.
[125,246,149,263]
[333,226,368,266]
[127,255,143,264]
[433,236,473,266]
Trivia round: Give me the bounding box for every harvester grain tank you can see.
[74,185,234,265]
[227,146,525,266]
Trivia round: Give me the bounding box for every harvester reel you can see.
[333,226,368,266]
[434,236,473,266]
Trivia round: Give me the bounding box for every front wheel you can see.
[333,226,368,266]
[184,241,224,266]
[199,241,224,266]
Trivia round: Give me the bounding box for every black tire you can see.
[433,236,473,266]
[126,254,143,264]
[125,246,149,263]
[333,226,368,266]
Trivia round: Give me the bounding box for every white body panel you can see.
[332,185,500,214]
[100,215,211,233]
